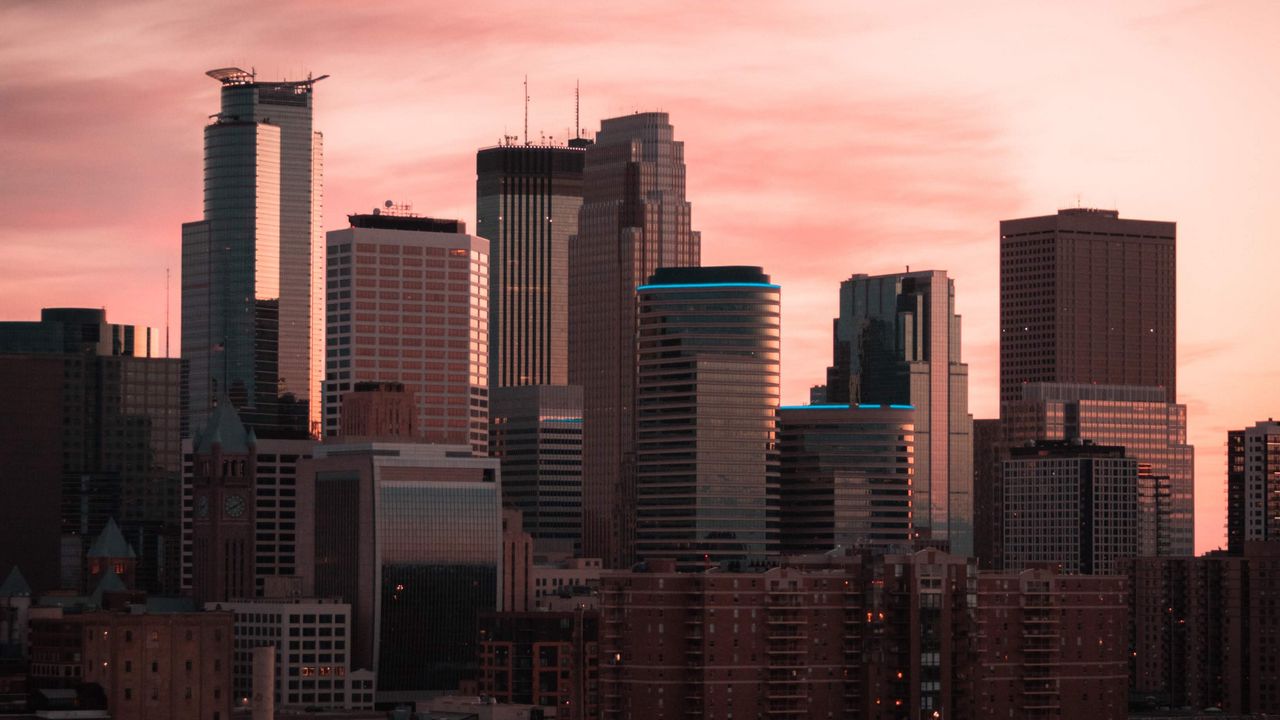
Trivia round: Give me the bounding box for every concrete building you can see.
[999,208,1176,405]
[777,404,914,553]
[182,67,325,440]
[324,212,490,454]
[489,385,583,554]
[634,267,780,569]
[824,270,974,555]
[476,141,589,388]
[568,112,700,568]
[0,308,180,594]
[502,508,533,613]
[29,608,233,720]
[1126,542,1280,714]
[531,558,602,611]
[973,568,1128,720]
[1226,420,1280,554]
[182,405,313,601]
[338,382,415,441]
[204,597,374,711]
[477,609,599,719]
[1003,382,1194,556]
[1002,441,1139,575]
[300,441,501,702]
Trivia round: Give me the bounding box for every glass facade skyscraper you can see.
[476,142,588,387]
[303,442,501,702]
[183,67,324,440]
[824,270,974,555]
[777,405,914,553]
[1003,382,1194,556]
[633,266,779,569]
[568,112,700,568]
[489,384,583,553]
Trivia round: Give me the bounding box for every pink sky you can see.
[3,0,1278,554]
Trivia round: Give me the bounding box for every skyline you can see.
[4,0,1280,553]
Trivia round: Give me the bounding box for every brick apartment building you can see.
[1127,541,1280,714]
[598,550,1128,720]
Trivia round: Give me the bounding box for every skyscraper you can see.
[476,141,589,387]
[0,308,179,594]
[182,67,325,440]
[824,270,974,554]
[488,384,583,553]
[1226,420,1280,554]
[568,112,700,567]
[1002,440,1139,575]
[633,267,780,569]
[1003,382,1194,555]
[301,440,502,701]
[777,405,914,553]
[324,212,490,454]
[999,208,1176,405]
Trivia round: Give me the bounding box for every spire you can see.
[0,566,31,597]
[87,518,137,559]
[196,397,251,454]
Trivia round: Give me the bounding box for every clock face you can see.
[195,495,209,518]
[224,494,246,518]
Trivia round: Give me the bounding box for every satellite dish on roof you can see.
[385,200,394,208]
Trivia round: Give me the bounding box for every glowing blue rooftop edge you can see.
[636,282,781,291]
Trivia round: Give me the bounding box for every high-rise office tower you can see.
[568,112,700,567]
[1227,420,1280,554]
[489,385,583,554]
[971,418,1003,569]
[999,209,1176,405]
[183,67,325,440]
[1002,440,1139,575]
[476,141,589,387]
[1003,382,1193,555]
[633,267,779,569]
[324,212,490,454]
[777,405,914,553]
[301,440,501,702]
[824,270,974,555]
[0,308,179,594]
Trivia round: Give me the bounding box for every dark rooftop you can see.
[348,214,466,234]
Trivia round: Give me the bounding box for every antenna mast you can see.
[575,80,580,139]
[523,76,529,145]
[165,267,170,358]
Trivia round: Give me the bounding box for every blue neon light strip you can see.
[890,404,915,410]
[857,403,880,409]
[544,418,583,423]
[636,282,781,291]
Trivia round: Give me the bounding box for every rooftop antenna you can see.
[523,76,529,146]
[575,79,580,139]
[164,267,170,358]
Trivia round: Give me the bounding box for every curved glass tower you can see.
[182,67,324,439]
[634,266,780,569]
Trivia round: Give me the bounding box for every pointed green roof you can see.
[0,566,31,597]
[87,518,136,559]
[195,399,251,454]
[90,567,129,605]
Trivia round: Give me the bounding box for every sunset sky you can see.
[3,0,1278,553]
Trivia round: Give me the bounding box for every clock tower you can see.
[190,401,257,604]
